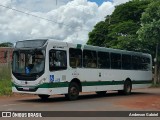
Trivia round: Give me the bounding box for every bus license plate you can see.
[23,87,29,90]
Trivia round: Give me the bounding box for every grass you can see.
[0,79,12,96]
[0,64,12,96]
[151,83,160,88]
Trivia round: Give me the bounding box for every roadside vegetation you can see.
[151,83,160,88]
[0,65,12,96]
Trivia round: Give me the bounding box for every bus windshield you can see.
[15,39,47,48]
[12,49,45,74]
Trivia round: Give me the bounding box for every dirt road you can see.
[0,88,159,119]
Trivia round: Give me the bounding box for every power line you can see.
[10,0,72,10]
[0,4,107,38]
[0,4,86,30]
[0,4,58,24]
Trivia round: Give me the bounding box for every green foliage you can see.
[151,83,160,88]
[87,0,151,51]
[137,1,160,56]
[0,65,12,96]
[0,42,13,47]
[108,20,139,41]
[111,0,150,23]
[109,35,141,51]
[0,79,12,96]
[87,21,110,47]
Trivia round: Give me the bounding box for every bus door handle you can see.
[99,73,101,77]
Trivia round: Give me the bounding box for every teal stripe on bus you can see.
[12,82,69,88]
[81,81,124,86]
[12,80,152,89]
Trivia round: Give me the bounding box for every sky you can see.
[89,0,113,5]
[0,0,130,44]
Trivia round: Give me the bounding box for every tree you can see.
[137,0,160,84]
[0,42,13,47]
[109,35,141,51]
[87,0,151,51]
[87,21,110,47]
[137,1,160,56]
[108,0,151,50]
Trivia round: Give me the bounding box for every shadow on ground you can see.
[17,91,155,103]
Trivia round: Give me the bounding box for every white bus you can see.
[12,39,152,100]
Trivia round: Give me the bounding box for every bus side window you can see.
[132,56,141,70]
[69,48,82,68]
[49,50,67,71]
[141,57,151,71]
[98,51,110,69]
[122,54,131,70]
[111,53,121,69]
[83,50,97,68]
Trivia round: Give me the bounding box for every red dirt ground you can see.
[0,93,34,100]
[116,95,160,110]
[0,90,159,110]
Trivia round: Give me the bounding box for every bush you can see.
[0,64,12,96]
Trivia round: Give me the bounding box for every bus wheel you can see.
[124,80,132,95]
[118,90,124,95]
[119,80,132,95]
[38,95,50,100]
[96,91,106,96]
[66,82,79,101]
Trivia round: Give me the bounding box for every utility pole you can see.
[56,0,57,5]
[154,43,158,85]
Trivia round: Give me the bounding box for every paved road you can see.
[0,88,159,120]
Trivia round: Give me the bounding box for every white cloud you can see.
[0,0,129,44]
[113,0,131,5]
[11,0,70,12]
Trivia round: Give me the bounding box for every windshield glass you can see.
[15,40,47,48]
[12,50,45,74]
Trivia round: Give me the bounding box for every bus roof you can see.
[16,39,151,57]
[47,39,151,57]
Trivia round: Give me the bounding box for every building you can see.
[0,47,14,64]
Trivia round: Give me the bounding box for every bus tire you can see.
[124,80,132,95]
[118,80,132,95]
[118,90,124,95]
[38,95,50,100]
[66,82,79,101]
[96,91,107,96]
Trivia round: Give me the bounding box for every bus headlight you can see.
[11,76,14,81]
[11,77,16,84]
[11,77,14,82]
[39,78,46,84]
